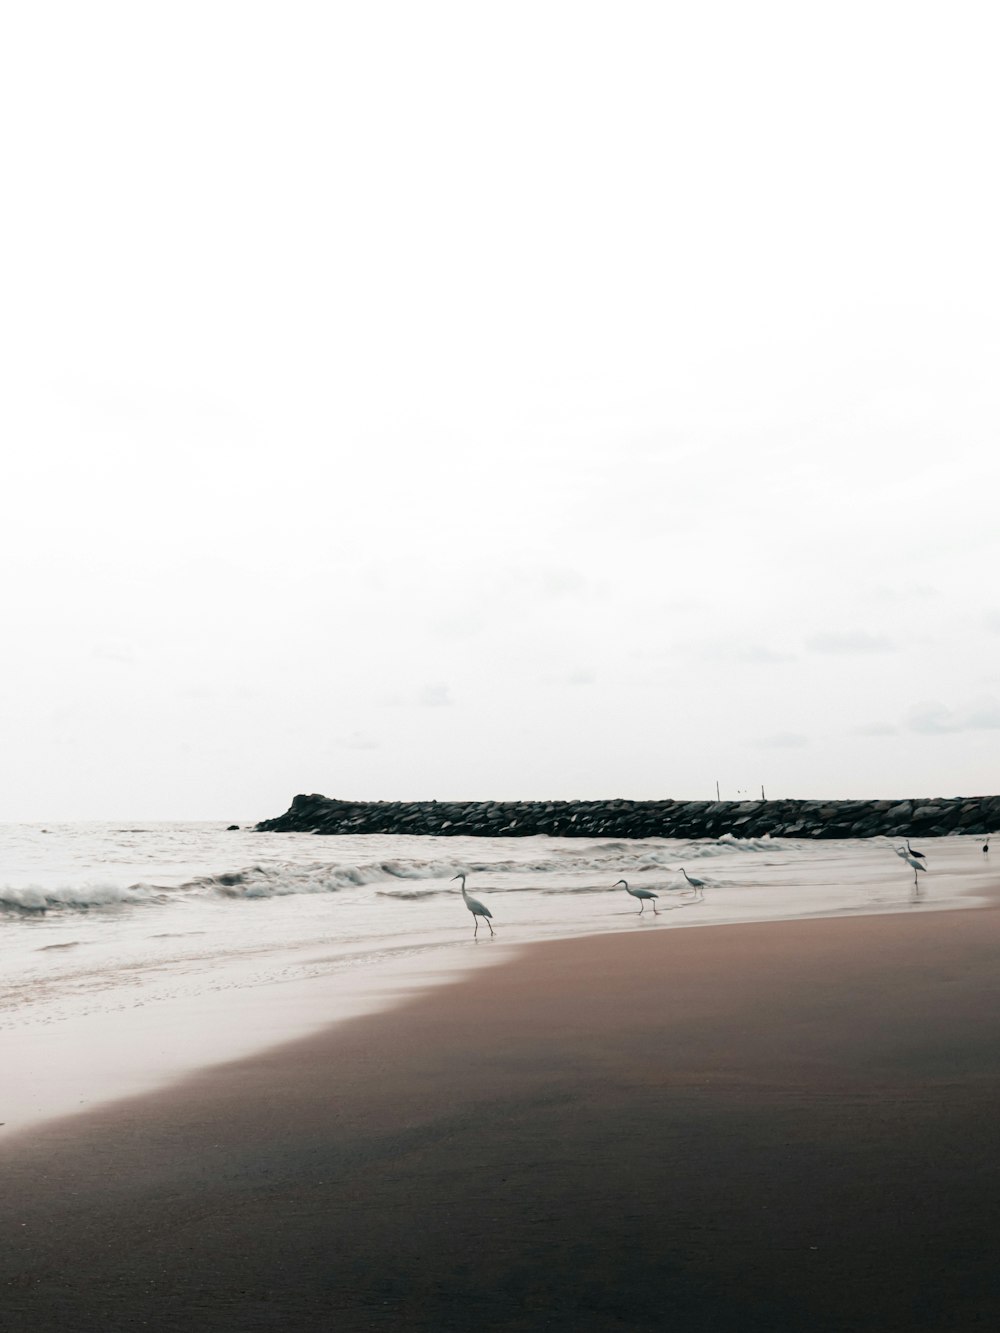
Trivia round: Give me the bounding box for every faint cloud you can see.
[658,596,706,614]
[805,632,894,655]
[534,567,590,599]
[751,732,809,748]
[908,703,960,734]
[92,639,136,664]
[334,731,380,750]
[855,722,899,737]
[176,682,256,701]
[379,683,455,708]
[675,640,795,664]
[178,684,217,700]
[966,701,1000,728]
[735,644,796,664]
[507,566,591,602]
[90,385,232,429]
[907,698,1000,735]
[868,583,938,603]
[540,667,596,687]
[417,682,454,707]
[429,611,484,640]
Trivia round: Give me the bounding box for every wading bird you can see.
[984,840,990,857]
[895,847,926,884]
[681,868,706,890]
[613,878,659,914]
[451,873,494,936]
[905,840,926,862]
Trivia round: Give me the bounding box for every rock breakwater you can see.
[256,793,1000,840]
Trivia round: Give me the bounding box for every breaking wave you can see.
[0,835,788,916]
[0,881,170,915]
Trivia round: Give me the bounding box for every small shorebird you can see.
[613,878,659,914]
[905,840,926,862]
[451,873,494,936]
[984,840,990,857]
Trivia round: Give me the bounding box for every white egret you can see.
[613,878,659,914]
[681,868,706,890]
[895,847,926,884]
[451,873,494,936]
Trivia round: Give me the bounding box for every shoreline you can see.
[3,836,993,1138]
[4,903,1000,1329]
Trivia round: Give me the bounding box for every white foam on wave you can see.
[0,836,793,915]
[188,857,470,899]
[0,880,168,914]
[374,887,451,900]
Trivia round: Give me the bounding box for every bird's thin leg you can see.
[487,918,494,936]
[474,916,479,936]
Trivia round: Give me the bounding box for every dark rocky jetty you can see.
[256,793,1000,840]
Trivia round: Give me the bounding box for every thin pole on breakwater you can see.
[716,780,720,801]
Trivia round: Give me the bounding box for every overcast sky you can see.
[3,2,999,819]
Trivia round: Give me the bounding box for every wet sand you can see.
[3,906,1000,1331]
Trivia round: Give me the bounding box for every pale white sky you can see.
[2,1,999,819]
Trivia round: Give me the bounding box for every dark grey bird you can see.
[905,840,926,862]
[451,873,494,936]
[614,878,659,914]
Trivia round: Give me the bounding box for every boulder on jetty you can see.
[255,792,1000,840]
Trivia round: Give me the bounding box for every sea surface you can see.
[1,822,992,1134]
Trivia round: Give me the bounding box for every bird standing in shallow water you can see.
[451,873,494,936]
[984,840,990,857]
[613,878,659,914]
[895,847,926,885]
[681,867,706,890]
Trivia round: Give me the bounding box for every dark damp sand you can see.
[4,908,1000,1332]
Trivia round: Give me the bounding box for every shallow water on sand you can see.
[0,824,993,1133]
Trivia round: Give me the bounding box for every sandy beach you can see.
[8,1,1000,1328]
[4,899,1000,1332]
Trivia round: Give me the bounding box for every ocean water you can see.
[0,822,992,1134]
